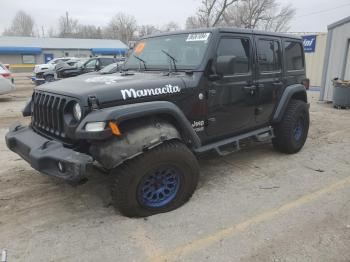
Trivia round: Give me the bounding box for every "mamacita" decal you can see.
[121,84,181,100]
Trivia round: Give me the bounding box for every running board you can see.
[194,126,274,156]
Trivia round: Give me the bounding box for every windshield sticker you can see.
[121,84,181,100]
[186,33,210,42]
[135,42,146,54]
[85,76,124,85]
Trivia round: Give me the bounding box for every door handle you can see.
[243,85,257,91]
[243,85,257,95]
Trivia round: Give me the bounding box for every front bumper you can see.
[5,124,93,182]
[31,76,45,86]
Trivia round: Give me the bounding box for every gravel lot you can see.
[0,74,349,262]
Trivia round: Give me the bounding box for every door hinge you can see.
[88,96,99,110]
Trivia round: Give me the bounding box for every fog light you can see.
[58,161,65,173]
[85,122,106,132]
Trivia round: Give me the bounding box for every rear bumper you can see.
[5,124,93,182]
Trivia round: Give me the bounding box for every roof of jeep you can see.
[141,27,301,41]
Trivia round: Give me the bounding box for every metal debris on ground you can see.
[1,250,7,262]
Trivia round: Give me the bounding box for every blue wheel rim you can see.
[293,118,304,141]
[137,165,181,208]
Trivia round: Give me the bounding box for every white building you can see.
[320,16,350,101]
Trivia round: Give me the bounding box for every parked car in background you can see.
[33,57,76,80]
[0,62,14,84]
[40,57,119,84]
[87,62,123,75]
[0,75,15,95]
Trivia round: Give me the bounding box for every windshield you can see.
[100,63,119,74]
[125,32,211,70]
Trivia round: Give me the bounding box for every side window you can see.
[85,59,97,69]
[217,38,250,75]
[100,58,113,66]
[257,39,281,72]
[284,41,304,71]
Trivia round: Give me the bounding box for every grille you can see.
[32,91,67,138]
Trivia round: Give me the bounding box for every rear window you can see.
[257,39,282,72]
[284,41,304,71]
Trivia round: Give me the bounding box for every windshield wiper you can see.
[161,49,177,73]
[133,54,147,70]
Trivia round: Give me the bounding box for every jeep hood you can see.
[35,72,188,107]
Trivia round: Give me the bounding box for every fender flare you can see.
[272,84,307,123]
[76,101,201,148]
[89,120,182,169]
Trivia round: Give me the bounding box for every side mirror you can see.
[216,55,236,76]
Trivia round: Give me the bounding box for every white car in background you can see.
[33,57,76,74]
[0,62,14,84]
[0,75,15,95]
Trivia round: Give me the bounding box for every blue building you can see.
[0,36,128,67]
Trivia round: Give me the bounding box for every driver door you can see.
[83,59,97,73]
[206,34,257,137]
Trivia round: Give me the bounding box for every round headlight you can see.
[73,103,82,121]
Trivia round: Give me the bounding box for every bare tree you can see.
[76,25,103,39]
[186,16,202,29]
[47,27,56,37]
[263,3,295,32]
[58,12,79,38]
[223,0,296,32]
[2,11,35,36]
[138,25,161,38]
[162,22,181,32]
[186,0,238,29]
[104,13,137,43]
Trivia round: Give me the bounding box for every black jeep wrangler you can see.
[5,28,309,217]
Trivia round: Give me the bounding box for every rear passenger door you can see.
[254,36,283,126]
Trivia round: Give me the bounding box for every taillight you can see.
[0,73,11,78]
[302,79,310,90]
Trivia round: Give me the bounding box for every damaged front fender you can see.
[89,121,180,169]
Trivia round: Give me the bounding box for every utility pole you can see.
[66,11,69,35]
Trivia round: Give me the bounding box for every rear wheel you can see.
[273,99,309,154]
[111,141,199,217]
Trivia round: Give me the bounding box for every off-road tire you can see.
[272,99,309,154]
[111,140,199,217]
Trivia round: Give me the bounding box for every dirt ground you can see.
[0,74,349,262]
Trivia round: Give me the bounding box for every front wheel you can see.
[44,74,55,82]
[111,141,199,217]
[273,99,309,154]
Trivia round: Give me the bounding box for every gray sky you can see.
[1,0,350,35]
